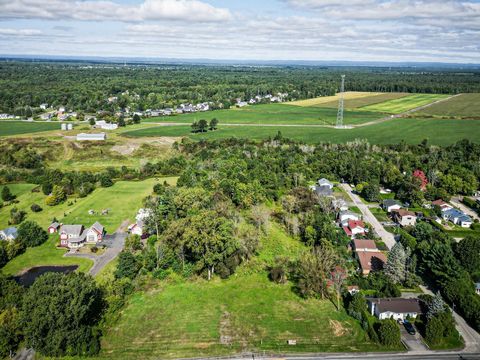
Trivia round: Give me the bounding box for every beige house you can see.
[393,209,417,227]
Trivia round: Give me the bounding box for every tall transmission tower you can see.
[336,75,345,128]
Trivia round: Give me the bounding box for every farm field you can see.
[144,104,382,126]
[97,225,391,359]
[309,92,410,109]
[122,118,480,146]
[360,94,449,113]
[0,178,176,232]
[289,91,380,106]
[0,121,59,136]
[413,93,480,118]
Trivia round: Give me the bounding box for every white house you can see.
[476,283,480,296]
[338,210,360,227]
[59,222,105,248]
[343,220,366,239]
[442,208,472,228]
[392,209,417,227]
[84,222,105,243]
[383,199,402,213]
[368,298,422,321]
[76,133,106,141]
[0,227,18,241]
[39,103,48,110]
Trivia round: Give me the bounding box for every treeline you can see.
[1,62,480,113]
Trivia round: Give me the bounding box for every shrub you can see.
[1,186,15,202]
[30,203,42,212]
[377,319,401,346]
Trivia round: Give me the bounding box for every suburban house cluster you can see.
[432,199,473,228]
[236,92,289,107]
[48,221,106,249]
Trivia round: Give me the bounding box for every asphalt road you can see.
[339,183,396,250]
[451,197,479,221]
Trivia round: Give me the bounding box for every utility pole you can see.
[336,75,345,128]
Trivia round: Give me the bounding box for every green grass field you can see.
[122,118,480,146]
[360,94,448,113]
[0,121,59,136]
[1,179,176,232]
[144,104,382,126]
[413,93,480,118]
[1,236,93,276]
[97,224,391,359]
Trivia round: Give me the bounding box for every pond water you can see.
[14,265,78,287]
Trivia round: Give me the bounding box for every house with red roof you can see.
[352,239,387,275]
[343,219,366,239]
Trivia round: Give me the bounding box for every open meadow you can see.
[122,118,480,146]
[97,224,393,359]
[144,103,382,126]
[304,92,410,109]
[0,121,60,136]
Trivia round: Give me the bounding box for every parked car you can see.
[404,321,416,335]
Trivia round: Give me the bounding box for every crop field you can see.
[360,94,449,113]
[413,93,480,118]
[144,104,382,126]
[122,118,480,146]
[0,178,176,232]
[0,121,59,136]
[316,92,410,109]
[288,92,379,106]
[97,225,390,359]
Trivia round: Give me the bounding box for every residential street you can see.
[339,183,396,250]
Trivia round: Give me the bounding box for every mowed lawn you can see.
[121,118,480,146]
[0,178,177,275]
[143,104,382,126]
[360,94,448,113]
[413,93,480,118]
[0,121,59,136]
[1,236,93,276]
[98,225,385,359]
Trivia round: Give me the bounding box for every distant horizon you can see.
[2,54,480,68]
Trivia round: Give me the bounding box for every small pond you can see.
[14,265,78,287]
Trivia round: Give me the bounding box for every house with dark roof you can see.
[442,208,472,228]
[0,227,18,241]
[382,199,402,213]
[368,298,422,321]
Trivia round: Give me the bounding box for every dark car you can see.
[404,321,416,335]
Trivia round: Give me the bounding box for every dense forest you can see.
[1,62,480,114]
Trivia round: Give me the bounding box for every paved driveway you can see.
[339,183,396,250]
[451,197,479,221]
[401,324,428,352]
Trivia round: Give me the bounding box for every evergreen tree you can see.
[384,242,407,284]
[1,186,15,202]
[132,113,141,124]
[427,292,446,319]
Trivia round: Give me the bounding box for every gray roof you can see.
[383,199,402,207]
[369,298,422,314]
[476,283,480,290]
[339,210,359,217]
[318,178,333,187]
[90,221,104,234]
[49,222,60,228]
[60,225,83,237]
[315,185,333,196]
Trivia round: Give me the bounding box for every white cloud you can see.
[0,0,232,22]
[0,27,42,36]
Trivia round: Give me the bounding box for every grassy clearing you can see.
[122,118,480,146]
[98,224,388,359]
[360,94,448,113]
[143,104,382,126]
[1,179,176,232]
[0,121,59,136]
[413,93,480,118]
[1,236,93,276]
[317,93,409,109]
[289,92,378,106]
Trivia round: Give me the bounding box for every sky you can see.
[0,0,479,63]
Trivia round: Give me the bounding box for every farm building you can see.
[76,133,106,141]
